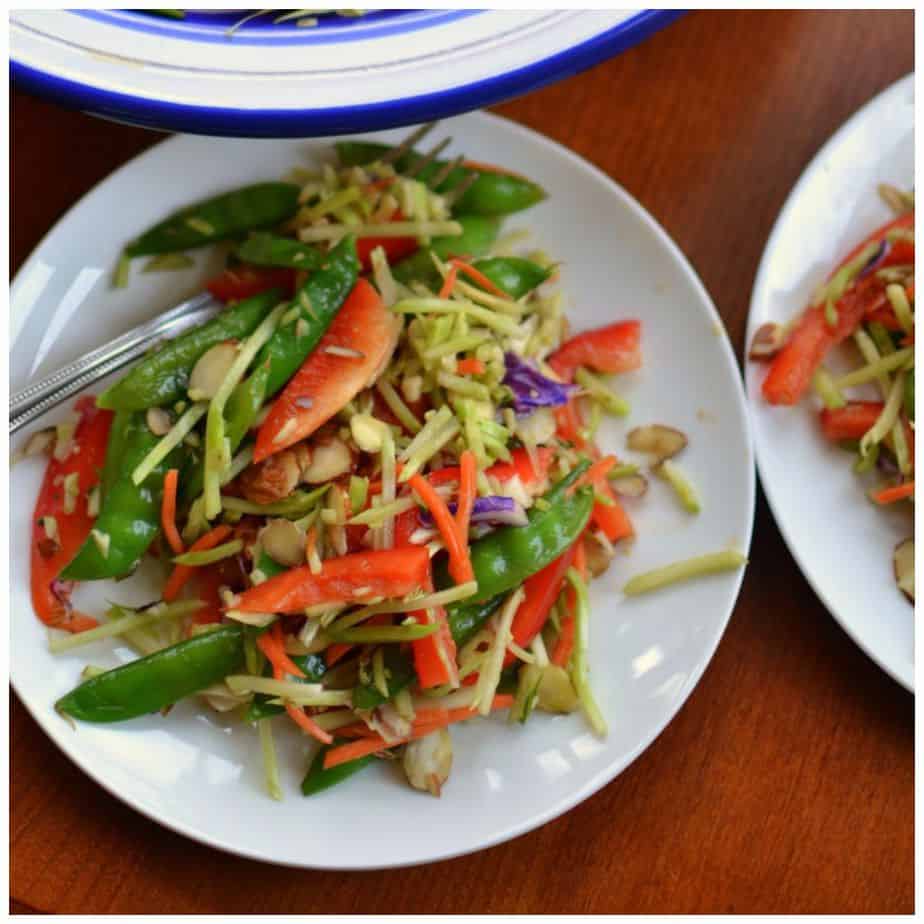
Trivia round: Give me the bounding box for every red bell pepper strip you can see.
[355,210,418,272]
[255,278,398,461]
[205,265,297,303]
[591,482,634,544]
[838,212,914,269]
[873,481,915,505]
[762,275,886,406]
[232,547,431,615]
[551,541,586,667]
[192,566,226,625]
[548,320,642,382]
[502,544,578,667]
[30,396,114,633]
[411,604,460,690]
[819,401,885,442]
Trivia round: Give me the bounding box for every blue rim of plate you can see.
[10,10,685,138]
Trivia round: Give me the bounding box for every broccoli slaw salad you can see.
[22,127,747,801]
[750,184,914,604]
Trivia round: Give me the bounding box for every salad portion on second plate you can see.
[22,127,747,802]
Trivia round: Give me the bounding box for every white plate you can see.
[10,111,755,868]
[10,9,681,137]
[746,74,914,692]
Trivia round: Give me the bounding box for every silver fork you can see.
[9,122,476,436]
[9,292,219,435]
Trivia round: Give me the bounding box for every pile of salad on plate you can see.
[22,129,745,799]
[751,184,914,602]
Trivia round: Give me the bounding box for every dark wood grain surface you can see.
[9,10,914,915]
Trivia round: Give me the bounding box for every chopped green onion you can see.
[49,600,202,653]
[623,550,747,596]
[132,402,208,486]
[565,568,607,737]
[172,539,243,567]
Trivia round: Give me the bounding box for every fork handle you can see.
[10,291,217,420]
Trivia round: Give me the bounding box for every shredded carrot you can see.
[569,455,618,494]
[455,449,477,537]
[455,358,486,375]
[257,621,307,680]
[409,473,474,583]
[574,536,587,579]
[163,524,233,602]
[439,263,459,299]
[449,258,508,298]
[873,481,915,504]
[285,703,333,745]
[323,695,514,769]
[160,469,184,555]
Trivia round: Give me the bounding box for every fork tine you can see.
[404,137,452,180]
[378,121,438,167]
[427,153,465,191]
[442,170,480,206]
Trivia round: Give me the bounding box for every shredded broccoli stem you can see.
[376,379,422,434]
[257,719,283,801]
[372,647,389,699]
[814,241,881,308]
[623,550,747,596]
[392,298,520,336]
[853,443,879,474]
[574,368,630,416]
[436,371,491,401]
[222,484,328,519]
[226,675,352,706]
[564,569,606,737]
[325,623,439,644]
[398,406,460,481]
[303,185,362,222]
[812,365,846,410]
[824,298,839,329]
[49,600,203,653]
[837,345,912,390]
[473,587,524,716]
[886,283,915,333]
[370,245,399,308]
[866,321,896,357]
[132,402,208,485]
[348,475,369,516]
[379,427,397,550]
[113,252,132,288]
[172,538,244,567]
[348,495,417,528]
[860,370,906,458]
[607,463,640,480]
[299,220,462,243]
[423,332,493,363]
[204,302,288,518]
[891,417,912,476]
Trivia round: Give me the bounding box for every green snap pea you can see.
[301,741,375,797]
[391,215,500,288]
[125,183,301,256]
[471,257,552,298]
[235,232,325,271]
[55,625,246,723]
[97,289,282,411]
[336,141,546,215]
[99,409,132,504]
[61,412,183,581]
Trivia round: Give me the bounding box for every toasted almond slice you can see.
[610,473,649,498]
[894,538,914,602]
[749,322,787,360]
[626,424,688,461]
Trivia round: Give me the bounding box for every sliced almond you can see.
[146,407,174,437]
[749,322,787,361]
[300,436,352,484]
[609,473,649,498]
[188,340,239,400]
[626,424,688,461]
[22,427,56,459]
[894,538,914,602]
[260,518,305,568]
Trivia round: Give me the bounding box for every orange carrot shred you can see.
[569,455,618,494]
[455,450,477,536]
[161,469,184,555]
[163,524,233,602]
[455,358,486,375]
[285,703,333,745]
[439,264,459,299]
[409,473,474,584]
[449,258,508,298]
[873,481,915,504]
[257,621,307,680]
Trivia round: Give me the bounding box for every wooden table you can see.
[10,10,914,915]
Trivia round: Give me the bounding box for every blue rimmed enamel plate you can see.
[10,9,682,137]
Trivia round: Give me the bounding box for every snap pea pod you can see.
[335,141,546,215]
[246,652,328,721]
[55,625,246,723]
[99,409,132,504]
[235,232,325,271]
[125,183,301,256]
[97,289,282,411]
[471,257,552,299]
[436,461,594,602]
[61,412,183,581]
[391,215,500,288]
[301,740,376,796]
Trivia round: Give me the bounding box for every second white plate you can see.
[747,74,915,692]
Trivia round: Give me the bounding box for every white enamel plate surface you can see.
[10,112,754,868]
[746,74,914,691]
